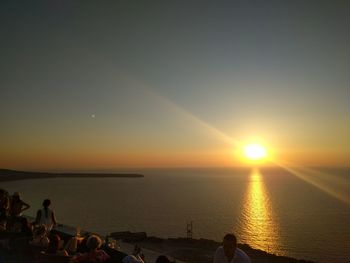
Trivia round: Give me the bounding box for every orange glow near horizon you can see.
[1,75,350,170]
[0,149,238,171]
[1,145,350,171]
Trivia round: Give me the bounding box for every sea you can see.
[1,167,349,263]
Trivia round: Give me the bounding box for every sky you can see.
[1,1,350,170]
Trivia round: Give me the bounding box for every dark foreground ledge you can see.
[0,169,144,182]
[110,232,316,263]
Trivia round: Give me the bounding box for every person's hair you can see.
[223,233,237,244]
[47,233,61,254]
[42,199,51,217]
[86,235,102,250]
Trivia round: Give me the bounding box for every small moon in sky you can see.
[91,114,95,118]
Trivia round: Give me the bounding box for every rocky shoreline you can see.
[0,168,144,181]
[109,232,316,263]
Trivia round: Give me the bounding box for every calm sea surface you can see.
[1,168,350,263]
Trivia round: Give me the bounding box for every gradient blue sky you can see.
[1,1,350,170]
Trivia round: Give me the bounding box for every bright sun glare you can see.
[243,143,268,161]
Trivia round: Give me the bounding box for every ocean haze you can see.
[1,167,349,263]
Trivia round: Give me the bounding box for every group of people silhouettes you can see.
[0,189,114,262]
[0,190,30,218]
[0,189,56,234]
[1,188,251,263]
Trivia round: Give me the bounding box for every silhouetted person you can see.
[213,233,251,263]
[0,189,10,219]
[10,192,30,217]
[72,235,110,263]
[35,199,57,231]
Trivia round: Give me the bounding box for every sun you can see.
[243,143,268,161]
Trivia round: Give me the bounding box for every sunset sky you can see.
[1,1,350,170]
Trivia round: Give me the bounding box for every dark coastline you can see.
[0,168,144,182]
[109,232,316,263]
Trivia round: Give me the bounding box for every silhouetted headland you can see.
[0,168,144,182]
[109,232,316,263]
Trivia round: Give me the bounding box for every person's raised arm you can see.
[21,201,30,213]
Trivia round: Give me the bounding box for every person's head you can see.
[42,199,51,208]
[223,233,237,258]
[86,235,102,251]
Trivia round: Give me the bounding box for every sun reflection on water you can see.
[237,169,280,254]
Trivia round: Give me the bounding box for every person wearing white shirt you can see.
[213,233,251,263]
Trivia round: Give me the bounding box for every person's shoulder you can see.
[214,246,225,263]
[215,245,224,252]
[214,246,225,256]
[235,248,251,263]
[235,247,248,255]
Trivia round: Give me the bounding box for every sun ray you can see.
[272,160,350,205]
[121,73,350,205]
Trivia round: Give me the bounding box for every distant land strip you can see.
[0,168,144,182]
